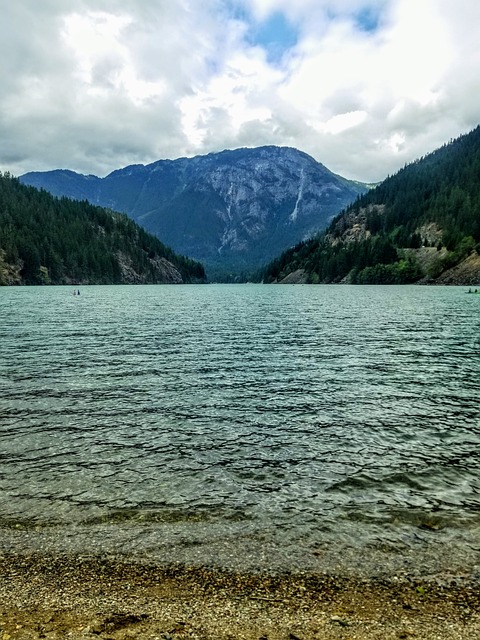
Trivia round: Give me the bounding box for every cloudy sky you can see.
[1,0,479,183]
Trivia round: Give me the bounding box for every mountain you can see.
[262,126,480,286]
[20,146,368,280]
[0,172,205,286]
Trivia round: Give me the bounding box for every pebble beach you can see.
[1,553,479,640]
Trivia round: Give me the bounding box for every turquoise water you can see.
[1,284,479,576]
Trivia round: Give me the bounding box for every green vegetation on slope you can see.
[262,126,480,284]
[0,173,205,285]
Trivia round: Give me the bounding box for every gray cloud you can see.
[0,0,479,183]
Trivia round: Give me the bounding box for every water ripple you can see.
[1,284,479,573]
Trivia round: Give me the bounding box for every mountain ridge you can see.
[20,146,368,280]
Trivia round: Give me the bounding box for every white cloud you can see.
[0,0,479,182]
[322,111,368,134]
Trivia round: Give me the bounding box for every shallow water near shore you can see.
[1,284,479,577]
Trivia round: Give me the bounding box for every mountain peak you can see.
[21,146,367,280]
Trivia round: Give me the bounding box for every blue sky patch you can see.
[246,12,298,64]
[354,6,383,33]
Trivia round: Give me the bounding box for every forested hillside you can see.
[262,126,480,285]
[20,146,367,280]
[0,173,205,285]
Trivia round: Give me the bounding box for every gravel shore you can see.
[1,553,479,639]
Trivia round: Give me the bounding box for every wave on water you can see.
[1,284,479,576]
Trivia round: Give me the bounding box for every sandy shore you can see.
[0,553,479,639]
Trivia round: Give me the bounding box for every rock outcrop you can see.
[433,251,480,286]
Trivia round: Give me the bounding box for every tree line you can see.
[0,173,205,285]
[262,125,480,284]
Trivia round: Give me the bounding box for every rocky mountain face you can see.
[20,146,367,279]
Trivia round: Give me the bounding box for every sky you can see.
[1,0,479,183]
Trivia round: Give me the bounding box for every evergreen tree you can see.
[261,126,480,284]
[0,172,206,285]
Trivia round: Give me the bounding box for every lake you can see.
[1,284,479,578]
